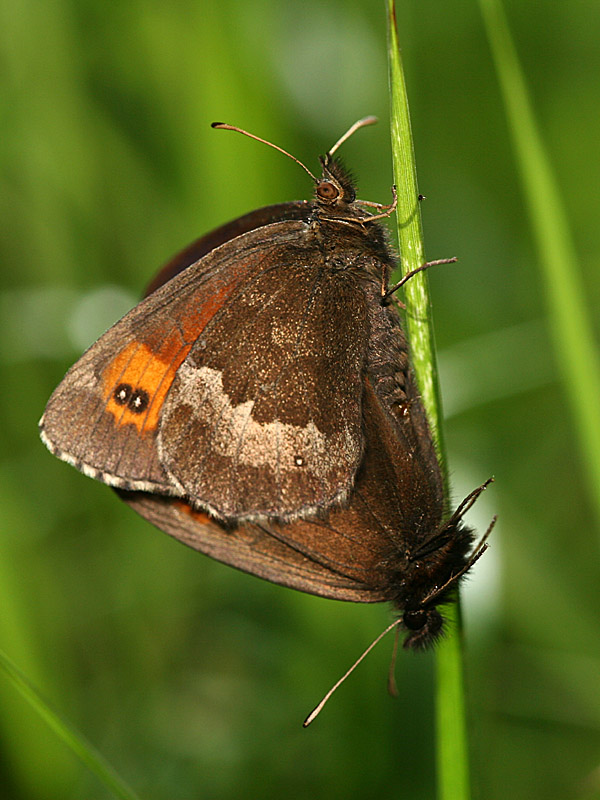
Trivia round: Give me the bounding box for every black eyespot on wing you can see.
[112,383,149,414]
[113,383,132,406]
[128,389,149,414]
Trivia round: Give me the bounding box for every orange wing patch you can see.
[101,336,191,434]
[100,283,237,434]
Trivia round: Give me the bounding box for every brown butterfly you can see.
[40,118,492,662]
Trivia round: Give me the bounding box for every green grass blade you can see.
[386,7,446,472]
[479,0,600,531]
[0,647,141,800]
[387,3,470,799]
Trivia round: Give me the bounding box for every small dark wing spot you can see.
[128,389,150,414]
[114,383,132,405]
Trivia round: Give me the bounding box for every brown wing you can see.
[40,218,369,521]
[117,375,444,602]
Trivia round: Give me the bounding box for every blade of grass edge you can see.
[479,0,600,535]
[0,647,141,800]
[387,4,471,800]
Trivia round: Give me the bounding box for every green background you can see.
[1,1,599,798]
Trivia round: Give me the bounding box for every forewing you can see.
[41,218,369,521]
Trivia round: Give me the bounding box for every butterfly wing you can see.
[117,368,445,602]
[41,216,369,520]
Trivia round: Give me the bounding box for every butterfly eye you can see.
[402,608,444,650]
[403,608,428,631]
[316,180,340,201]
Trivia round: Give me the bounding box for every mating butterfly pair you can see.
[40,118,492,661]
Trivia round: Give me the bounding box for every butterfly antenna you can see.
[327,116,378,156]
[211,122,318,182]
[303,618,400,727]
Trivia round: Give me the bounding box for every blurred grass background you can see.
[1,1,599,798]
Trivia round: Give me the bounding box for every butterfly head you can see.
[396,485,497,650]
[315,155,357,208]
[401,605,445,650]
